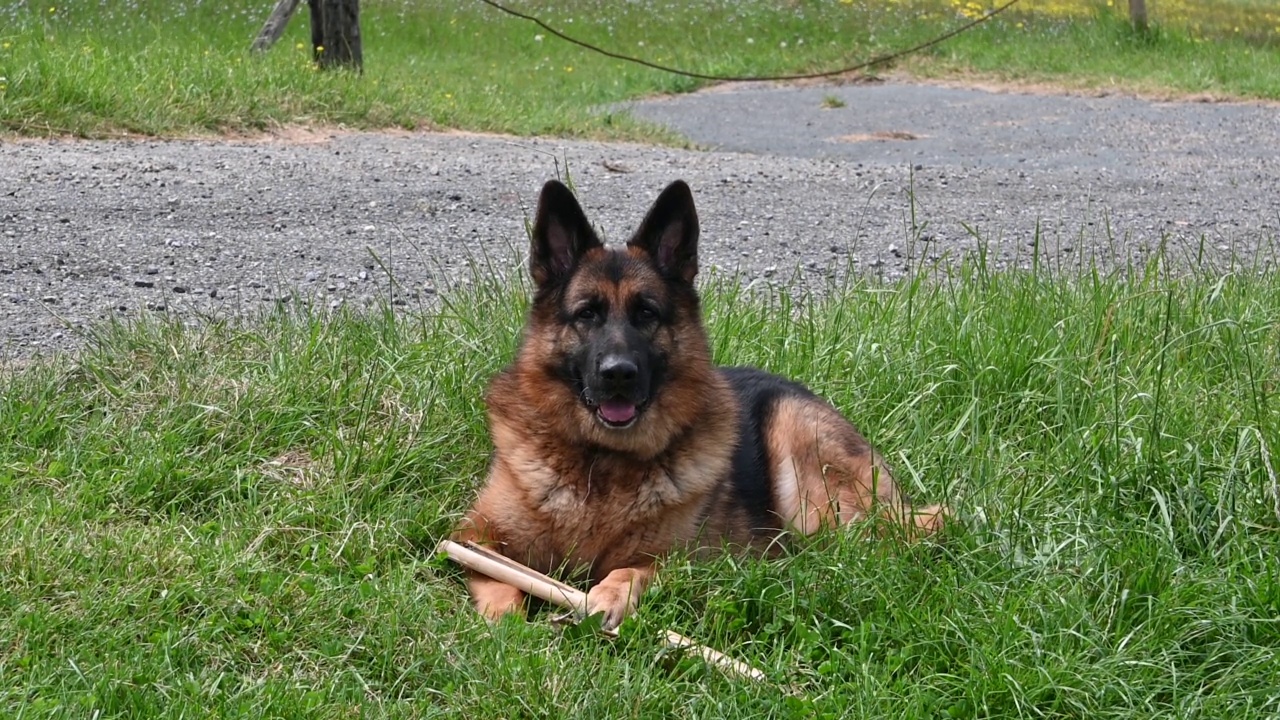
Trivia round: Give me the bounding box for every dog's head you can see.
[520,180,709,447]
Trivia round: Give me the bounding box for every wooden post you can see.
[251,0,303,52]
[309,0,363,71]
[1128,0,1148,32]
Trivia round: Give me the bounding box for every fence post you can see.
[309,0,363,71]
[251,0,302,52]
[1128,0,1148,32]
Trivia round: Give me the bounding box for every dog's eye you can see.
[636,306,659,323]
[575,307,598,322]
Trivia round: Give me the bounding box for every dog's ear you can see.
[627,180,699,283]
[530,180,602,287]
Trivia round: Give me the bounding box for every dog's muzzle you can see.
[591,355,644,428]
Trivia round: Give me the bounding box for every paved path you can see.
[3,81,1278,358]
[628,81,1280,175]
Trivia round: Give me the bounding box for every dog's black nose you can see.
[599,355,638,391]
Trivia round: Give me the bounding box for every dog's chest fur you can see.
[482,408,736,579]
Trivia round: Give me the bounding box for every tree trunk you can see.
[1128,0,1148,33]
[309,0,362,71]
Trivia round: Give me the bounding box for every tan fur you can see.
[765,396,946,536]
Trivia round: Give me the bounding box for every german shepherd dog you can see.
[454,180,945,629]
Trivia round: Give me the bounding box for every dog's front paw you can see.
[585,565,655,631]
[586,582,637,630]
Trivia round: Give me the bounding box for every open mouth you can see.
[594,397,641,429]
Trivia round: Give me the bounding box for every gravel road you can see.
[3,81,1278,360]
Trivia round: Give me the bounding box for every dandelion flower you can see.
[534,34,543,42]
[296,42,305,50]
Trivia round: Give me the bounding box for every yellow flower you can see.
[295,42,305,50]
[2,42,11,49]
[564,66,574,72]
[316,45,325,53]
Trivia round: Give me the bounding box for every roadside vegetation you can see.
[4,239,1279,718]
[1,0,1278,138]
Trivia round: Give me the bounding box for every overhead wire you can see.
[475,0,1023,83]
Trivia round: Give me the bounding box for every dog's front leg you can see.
[466,571,527,623]
[452,508,526,622]
[586,564,655,630]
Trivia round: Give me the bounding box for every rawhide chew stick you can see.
[437,539,766,682]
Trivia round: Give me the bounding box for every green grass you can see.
[3,4,1279,714]
[1,0,1279,138]
[902,6,1280,97]
[3,243,1279,717]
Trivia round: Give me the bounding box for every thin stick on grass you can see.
[437,539,766,682]
[1256,428,1280,525]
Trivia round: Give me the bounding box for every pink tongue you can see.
[598,399,637,424]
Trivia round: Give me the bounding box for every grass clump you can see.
[2,248,1278,716]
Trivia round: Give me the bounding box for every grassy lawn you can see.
[0,0,1278,138]
[4,1,1280,717]
[3,251,1279,717]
